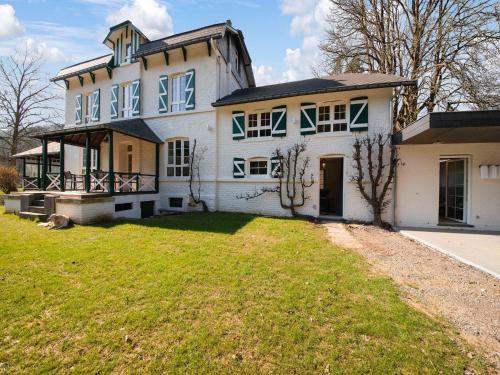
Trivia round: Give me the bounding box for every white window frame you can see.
[124,43,132,64]
[247,111,271,138]
[84,93,92,124]
[248,158,269,176]
[171,74,187,112]
[317,102,349,133]
[82,149,98,174]
[122,83,133,118]
[166,138,190,177]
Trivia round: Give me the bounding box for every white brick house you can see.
[9,19,498,229]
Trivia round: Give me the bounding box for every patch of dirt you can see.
[329,223,500,371]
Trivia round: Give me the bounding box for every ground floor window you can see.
[167,139,190,177]
[169,197,183,208]
[82,149,98,174]
[249,159,268,175]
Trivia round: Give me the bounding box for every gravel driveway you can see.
[325,223,500,371]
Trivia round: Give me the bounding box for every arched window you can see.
[167,138,190,177]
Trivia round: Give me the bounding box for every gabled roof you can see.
[213,73,417,107]
[102,20,149,49]
[51,54,113,82]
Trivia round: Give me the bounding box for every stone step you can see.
[19,211,47,222]
[28,206,46,214]
[32,199,45,207]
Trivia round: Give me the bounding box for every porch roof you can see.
[32,118,163,148]
[12,142,60,158]
[393,110,500,145]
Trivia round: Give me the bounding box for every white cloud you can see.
[0,4,24,39]
[253,64,280,86]
[24,38,67,62]
[278,0,332,82]
[106,0,173,40]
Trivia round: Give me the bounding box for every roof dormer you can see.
[103,20,149,67]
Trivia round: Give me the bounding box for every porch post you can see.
[22,157,26,178]
[59,135,65,191]
[41,137,48,190]
[155,143,160,193]
[85,132,91,193]
[37,156,40,188]
[96,146,101,170]
[108,131,114,194]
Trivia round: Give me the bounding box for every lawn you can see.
[0,208,483,374]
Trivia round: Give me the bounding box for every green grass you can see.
[0,208,483,374]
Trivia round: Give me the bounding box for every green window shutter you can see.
[159,75,168,113]
[91,89,100,122]
[233,157,245,178]
[185,69,195,110]
[270,156,281,178]
[350,96,368,131]
[132,79,140,116]
[232,111,245,140]
[271,105,287,137]
[300,103,316,135]
[110,84,119,119]
[75,94,82,124]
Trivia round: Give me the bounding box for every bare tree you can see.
[188,139,209,212]
[0,47,62,165]
[320,0,500,130]
[351,133,398,227]
[237,142,314,217]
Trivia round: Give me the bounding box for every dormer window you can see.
[125,43,132,63]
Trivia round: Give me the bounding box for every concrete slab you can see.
[398,228,500,279]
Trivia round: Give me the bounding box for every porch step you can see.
[32,199,45,207]
[19,211,47,222]
[28,206,46,214]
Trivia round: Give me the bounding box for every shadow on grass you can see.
[91,211,257,235]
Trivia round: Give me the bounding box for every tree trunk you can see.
[372,206,383,227]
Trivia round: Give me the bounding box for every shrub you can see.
[0,166,19,194]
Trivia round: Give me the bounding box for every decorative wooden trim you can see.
[89,71,95,84]
[163,51,169,65]
[206,40,211,56]
[64,80,70,89]
[78,75,84,87]
[141,56,148,70]
[106,66,113,79]
[182,46,187,62]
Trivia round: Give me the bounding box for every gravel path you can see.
[325,223,500,371]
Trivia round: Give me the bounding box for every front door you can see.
[320,158,344,216]
[439,158,467,223]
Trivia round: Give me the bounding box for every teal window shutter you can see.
[232,111,245,140]
[110,84,119,119]
[132,79,140,116]
[159,75,168,113]
[75,94,82,124]
[270,156,281,177]
[271,105,287,137]
[91,89,100,122]
[233,157,245,178]
[350,96,368,131]
[300,103,316,135]
[185,69,195,110]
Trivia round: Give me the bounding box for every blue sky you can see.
[0,0,331,85]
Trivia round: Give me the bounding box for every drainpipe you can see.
[392,146,398,228]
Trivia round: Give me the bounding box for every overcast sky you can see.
[0,0,332,86]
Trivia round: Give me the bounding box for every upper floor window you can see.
[167,139,190,177]
[84,94,92,124]
[317,103,348,133]
[125,43,132,63]
[171,75,187,112]
[247,112,271,138]
[122,83,133,118]
[235,50,240,74]
[249,158,268,176]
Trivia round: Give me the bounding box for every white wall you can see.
[396,143,500,231]
[214,88,394,220]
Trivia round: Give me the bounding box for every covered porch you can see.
[30,119,162,195]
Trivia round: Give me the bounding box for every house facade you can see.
[8,19,497,230]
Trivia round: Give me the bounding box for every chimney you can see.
[226,19,232,27]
